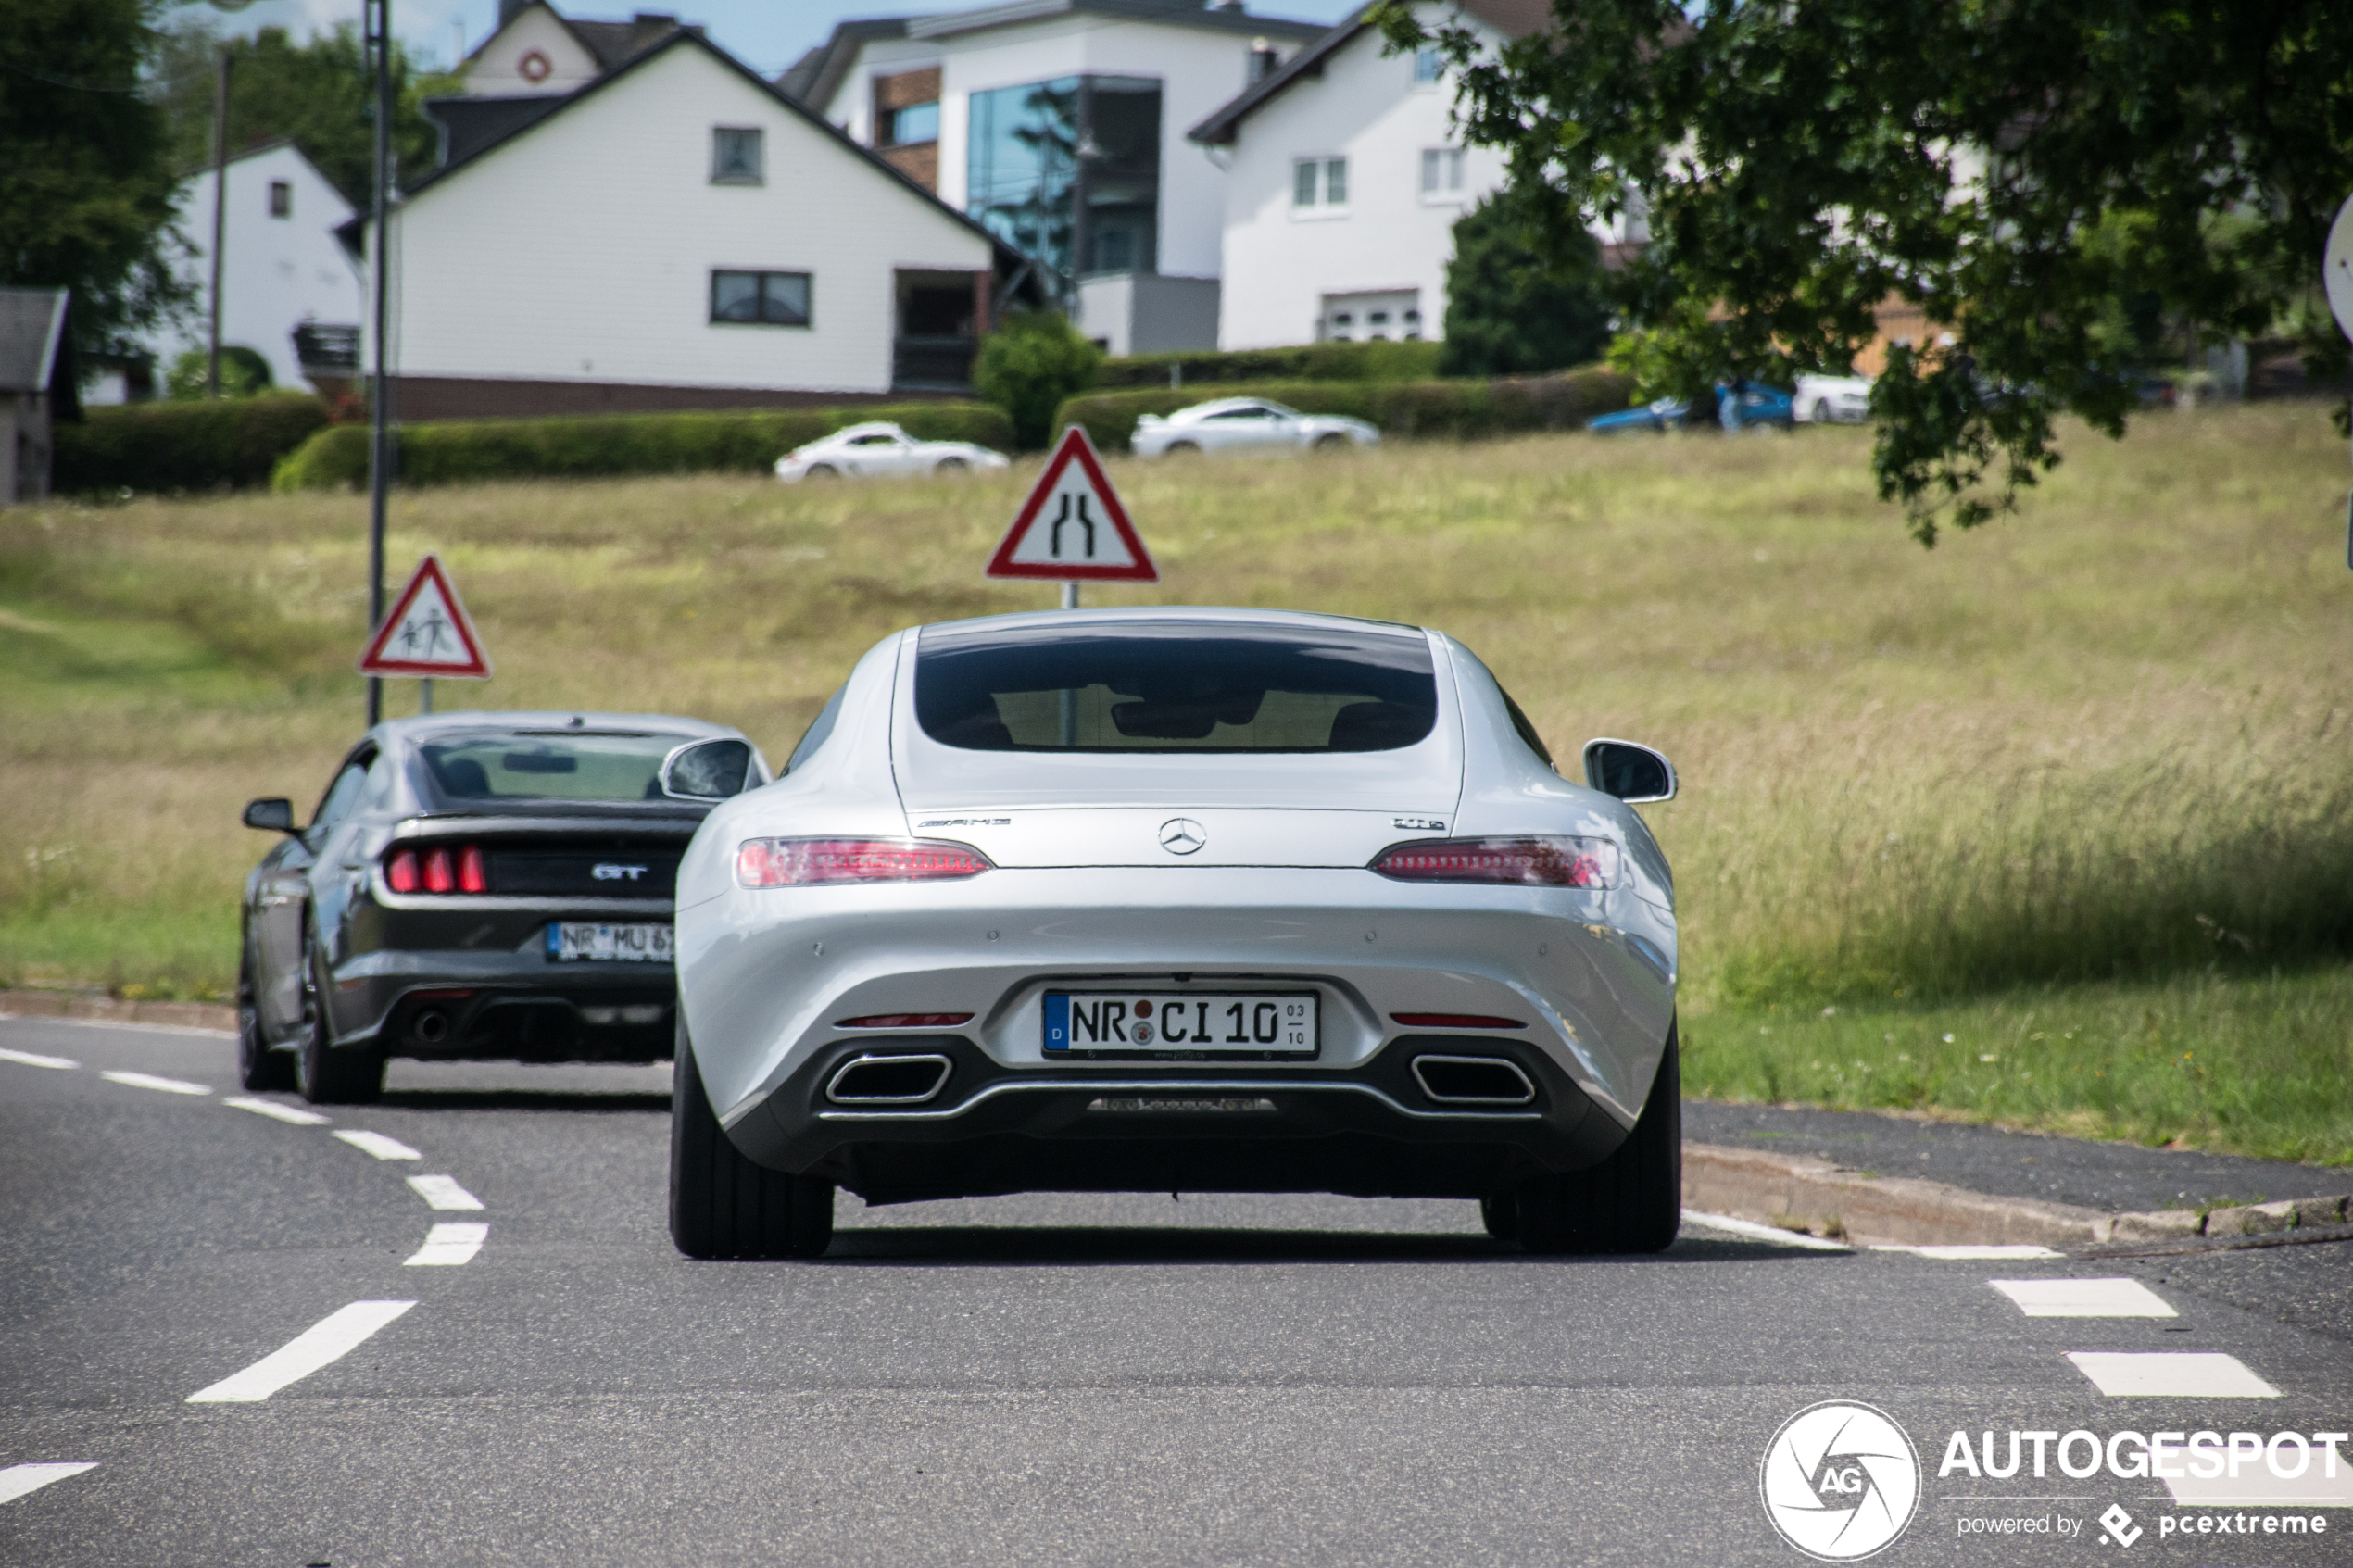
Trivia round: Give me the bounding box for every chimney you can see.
[498,0,530,28]
[1249,36,1277,82]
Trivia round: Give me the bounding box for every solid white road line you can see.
[332,1129,421,1160]
[0,1462,98,1506]
[1993,1277,2178,1317]
[403,1222,486,1266]
[1680,1209,1854,1251]
[1872,1244,2062,1260]
[98,1070,209,1096]
[185,1300,417,1403]
[0,1047,78,1070]
[2158,1461,2353,1508]
[406,1174,484,1211]
[2066,1351,2282,1399]
[223,1095,332,1126]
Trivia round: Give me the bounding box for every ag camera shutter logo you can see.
[1760,1401,1920,1560]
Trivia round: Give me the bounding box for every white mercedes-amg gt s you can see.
[669,608,1681,1260]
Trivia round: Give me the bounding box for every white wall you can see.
[1214,24,1508,350]
[392,44,992,394]
[816,14,1280,282]
[147,144,362,392]
[461,4,602,96]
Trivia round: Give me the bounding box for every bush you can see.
[1441,195,1613,378]
[975,309,1102,449]
[1094,339,1446,390]
[1051,366,1633,452]
[163,345,274,400]
[271,402,1014,490]
[53,392,330,495]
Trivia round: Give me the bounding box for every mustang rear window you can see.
[915,622,1439,753]
[421,732,683,800]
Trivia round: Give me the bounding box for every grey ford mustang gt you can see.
[671,608,1681,1259]
[238,711,765,1103]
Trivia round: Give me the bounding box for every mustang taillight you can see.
[1369,835,1622,889]
[387,844,490,895]
[736,837,993,888]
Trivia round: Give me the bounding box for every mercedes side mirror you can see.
[660,738,758,802]
[1581,740,1677,804]
[242,797,297,833]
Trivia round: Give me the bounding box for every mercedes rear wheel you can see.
[670,1023,834,1260]
[1511,1022,1681,1255]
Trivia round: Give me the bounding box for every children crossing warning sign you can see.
[357,554,492,678]
[986,425,1157,583]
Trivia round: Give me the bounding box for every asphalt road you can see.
[5,1014,2351,1567]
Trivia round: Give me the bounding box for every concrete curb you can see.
[0,988,235,1034]
[1684,1142,2353,1248]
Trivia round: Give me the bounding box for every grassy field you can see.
[6,404,2350,1163]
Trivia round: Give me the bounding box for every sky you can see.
[187,0,1365,80]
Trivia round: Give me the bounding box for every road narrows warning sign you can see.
[986,425,1157,582]
[358,554,492,678]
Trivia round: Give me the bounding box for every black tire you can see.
[1312,432,1349,452]
[236,944,296,1093]
[294,935,383,1105]
[670,1025,834,1260]
[803,463,840,480]
[1163,440,1201,457]
[1813,399,1834,424]
[1512,1022,1681,1255]
[935,457,968,474]
[1479,1191,1520,1241]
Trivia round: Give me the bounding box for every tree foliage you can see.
[975,309,1102,449]
[0,0,185,355]
[153,19,455,210]
[1376,0,2353,542]
[1440,191,1613,377]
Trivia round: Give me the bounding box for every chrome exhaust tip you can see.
[1411,1055,1535,1105]
[826,1053,952,1105]
[412,1010,450,1046]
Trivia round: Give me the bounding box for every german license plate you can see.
[1044,991,1317,1056]
[548,922,673,963]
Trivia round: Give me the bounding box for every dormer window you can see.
[1414,48,1442,82]
[711,126,764,185]
[883,101,939,146]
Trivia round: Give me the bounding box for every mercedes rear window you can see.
[915,622,1438,753]
[420,732,683,800]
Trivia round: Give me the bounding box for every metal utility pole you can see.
[364,0,395,726]
[207,47,231,398]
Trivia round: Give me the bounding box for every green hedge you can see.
[53,393,331,495]
[1093,340,1446,390]
[1051,366,1633,452]
[272,401,1016,490]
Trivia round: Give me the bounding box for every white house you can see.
[782,0,1327,357]
[384,29,1019,420]
[128,140,362,399]
[1189,0,1630,351]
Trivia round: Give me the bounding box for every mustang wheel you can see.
[1512,1022,1681,1255]
[294,936,384,1105]
[236,947,295,1093]
[671,1025,834,1260]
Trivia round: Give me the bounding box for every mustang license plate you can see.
[548,922,673,963]
[1044,991,1317,1057]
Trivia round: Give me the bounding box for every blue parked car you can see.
[1717,381,1795,431]
[1589,397,1692,434]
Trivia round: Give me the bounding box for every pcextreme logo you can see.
[1760,1401,1922,1561]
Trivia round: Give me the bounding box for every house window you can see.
[710,270,811,326]
[269,180,292,218]
[1293,157,1348,209]
[884,100,939,146]
[1420,147,1465,195]
[711,126,764,184]
[1413,48,1442,82]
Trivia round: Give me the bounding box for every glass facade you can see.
[967,75,1162,298]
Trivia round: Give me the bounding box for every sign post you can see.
[986,426,1157,608]
[357,554,492,713]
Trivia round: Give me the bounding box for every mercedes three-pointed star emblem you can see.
[1157,817,1207,855]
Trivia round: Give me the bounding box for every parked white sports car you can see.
[774,422,1009,483]
[668,607,1683,1261]
[1131,398,1380,458]
[1793,374,1874,424]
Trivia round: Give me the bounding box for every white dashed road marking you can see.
[1680,1210,1853,1250]
[223,1095,332,1126]
[407,1174,484,1210]
[0,1047,78,1070]
[98,1070,210,1096]
[186,1300,418,1403]
[0,1462,98,1506]
[2066,1351,2282,1399]
[404,1223,487,1266]
[2158,1459,2353,1508]
[333,1129,421,1160]
[1993,1277,2178,1317]
[1873,1244,2062,1260]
